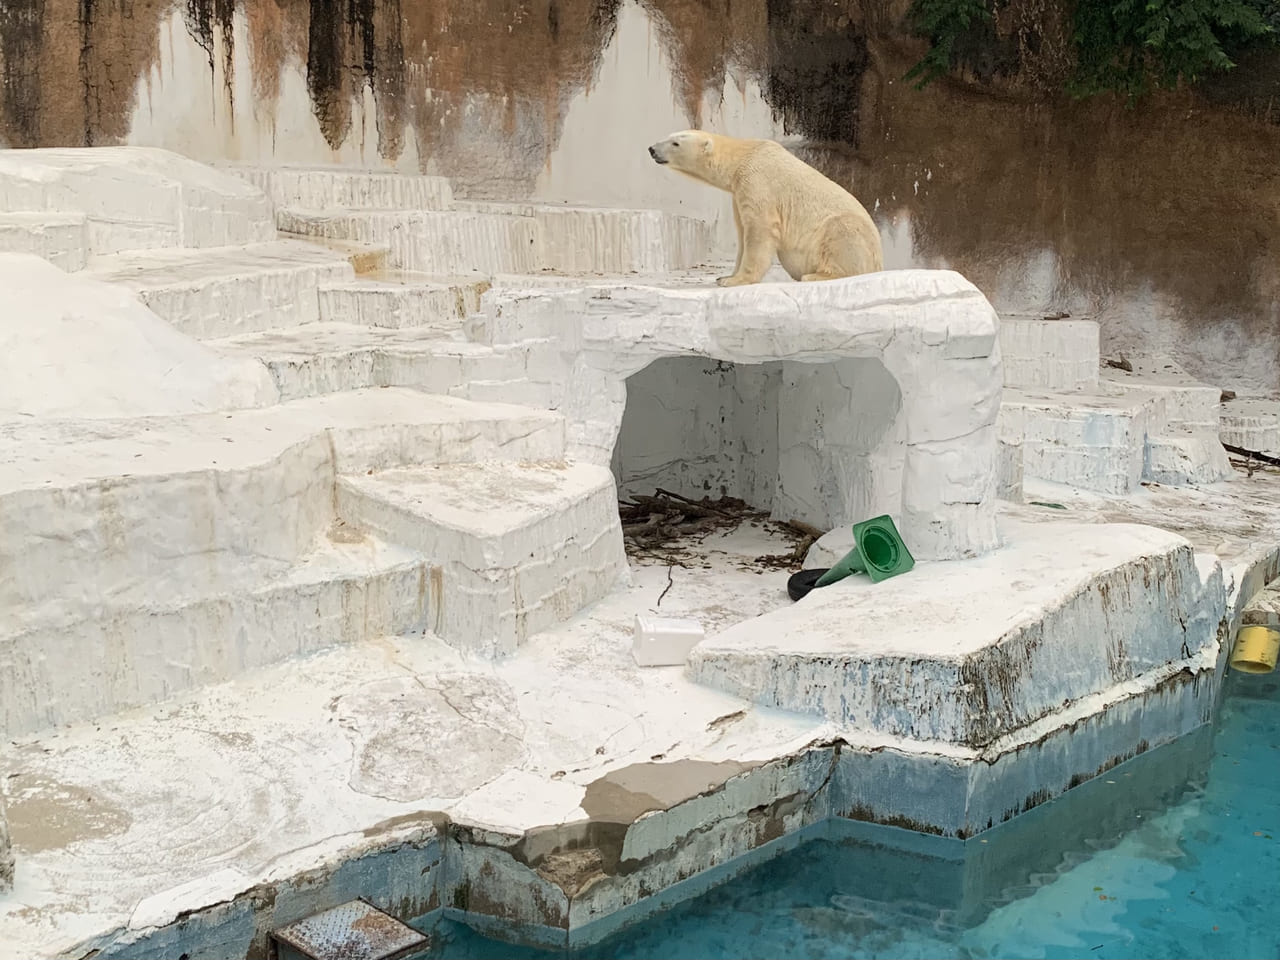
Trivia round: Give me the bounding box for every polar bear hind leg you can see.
[801,213,883,282]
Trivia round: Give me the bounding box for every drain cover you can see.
[270,899,428,960]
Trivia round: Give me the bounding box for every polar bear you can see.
[647,130,883,287]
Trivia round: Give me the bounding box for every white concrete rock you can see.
[0,254,278,421]
[999,388,1156,494]
[337,460,627,658]
[224,165,454,211]
[277,209,543,275]
[0,212,88,271]
[85,241,356,340]
[1220,396,1280,453]
[2,537,429,738]
[0,147,274,253]
[317,275,490,332]
[1,147,1266,957]
[1101,357,1223,432]
[1001,361,1231,493]
[209,324,521,401]
[1145,431,1234,486]
[0,388,567,733]
[690,519,1223,746]
[0,389,564,626]
[999,315,1099,391]
[479,270,1004,561]
[453,201,715,273]
[998,437,1024,501]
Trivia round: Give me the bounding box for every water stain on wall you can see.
[0,0,622,172]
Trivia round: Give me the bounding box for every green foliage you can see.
[906,0,1276,100]
[1071,0,1271,98]
[904,0,994,87]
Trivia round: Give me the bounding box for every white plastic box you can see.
[632,614,705,666]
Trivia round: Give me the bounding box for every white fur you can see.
[648,130,883,287]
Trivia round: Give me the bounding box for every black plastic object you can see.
[787,568,830,602]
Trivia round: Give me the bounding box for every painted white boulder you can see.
[690,519,1224,747]
[0,255,277,421]
[0,147,274,255]
[478,269,1004,561]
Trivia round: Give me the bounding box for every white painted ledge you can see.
[689,519,1224,747]
[0,254,278,421]
[0,147,274,254]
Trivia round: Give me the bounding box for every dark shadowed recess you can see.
[763,0,870,146]
[0,0,43,146]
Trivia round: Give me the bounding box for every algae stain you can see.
[4,772,131,853]
[580,757,755,823]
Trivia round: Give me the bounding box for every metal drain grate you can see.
[270,899,429,960]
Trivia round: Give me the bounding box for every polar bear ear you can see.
[701,138,713,155]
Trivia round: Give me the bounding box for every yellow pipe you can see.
[1230,625,1280,674]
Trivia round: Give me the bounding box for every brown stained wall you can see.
[0,0,622,163]
[0,0,1276,383]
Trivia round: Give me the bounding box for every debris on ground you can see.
[1225,443,1280,478]
[1103,355,1133,372]
[618,488,816,572]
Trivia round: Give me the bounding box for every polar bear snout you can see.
[647,144,668,164]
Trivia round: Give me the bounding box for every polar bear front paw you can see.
[716,275,747,287]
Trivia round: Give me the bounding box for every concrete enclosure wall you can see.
[613,356,904,527]
[612,358,780,508]
[0,0,1275,390]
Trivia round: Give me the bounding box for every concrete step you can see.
[2,536,427,738]
[317,272,490,332]
[337,459,625,658]
[85,240,355,339]
[1001,385,1231,494]
[0,146,275,254]
[210,323,538,401]
[1100,358,1222,433]
[691,518,1215,748]
[1145,430,1234,486]
[453,201,715,273]
[1000,388,1158,494]
[1,252,278,422]
[0,212,88,271]
[998,314,1099,392]
[282,234,392,275]
[276,208,541,275]
[0,389,565,635]
[223,165,454,211]
[1220,396,1280,453]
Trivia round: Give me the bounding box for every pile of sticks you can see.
[619,488,753,548]
[618,488,823,568]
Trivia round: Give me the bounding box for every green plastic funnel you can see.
[813,515,915,587]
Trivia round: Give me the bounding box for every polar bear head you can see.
[647,130,713,172]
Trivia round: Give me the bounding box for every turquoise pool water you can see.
[421,671,1279,959]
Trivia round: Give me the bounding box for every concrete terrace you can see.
[0,148,1278,958]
